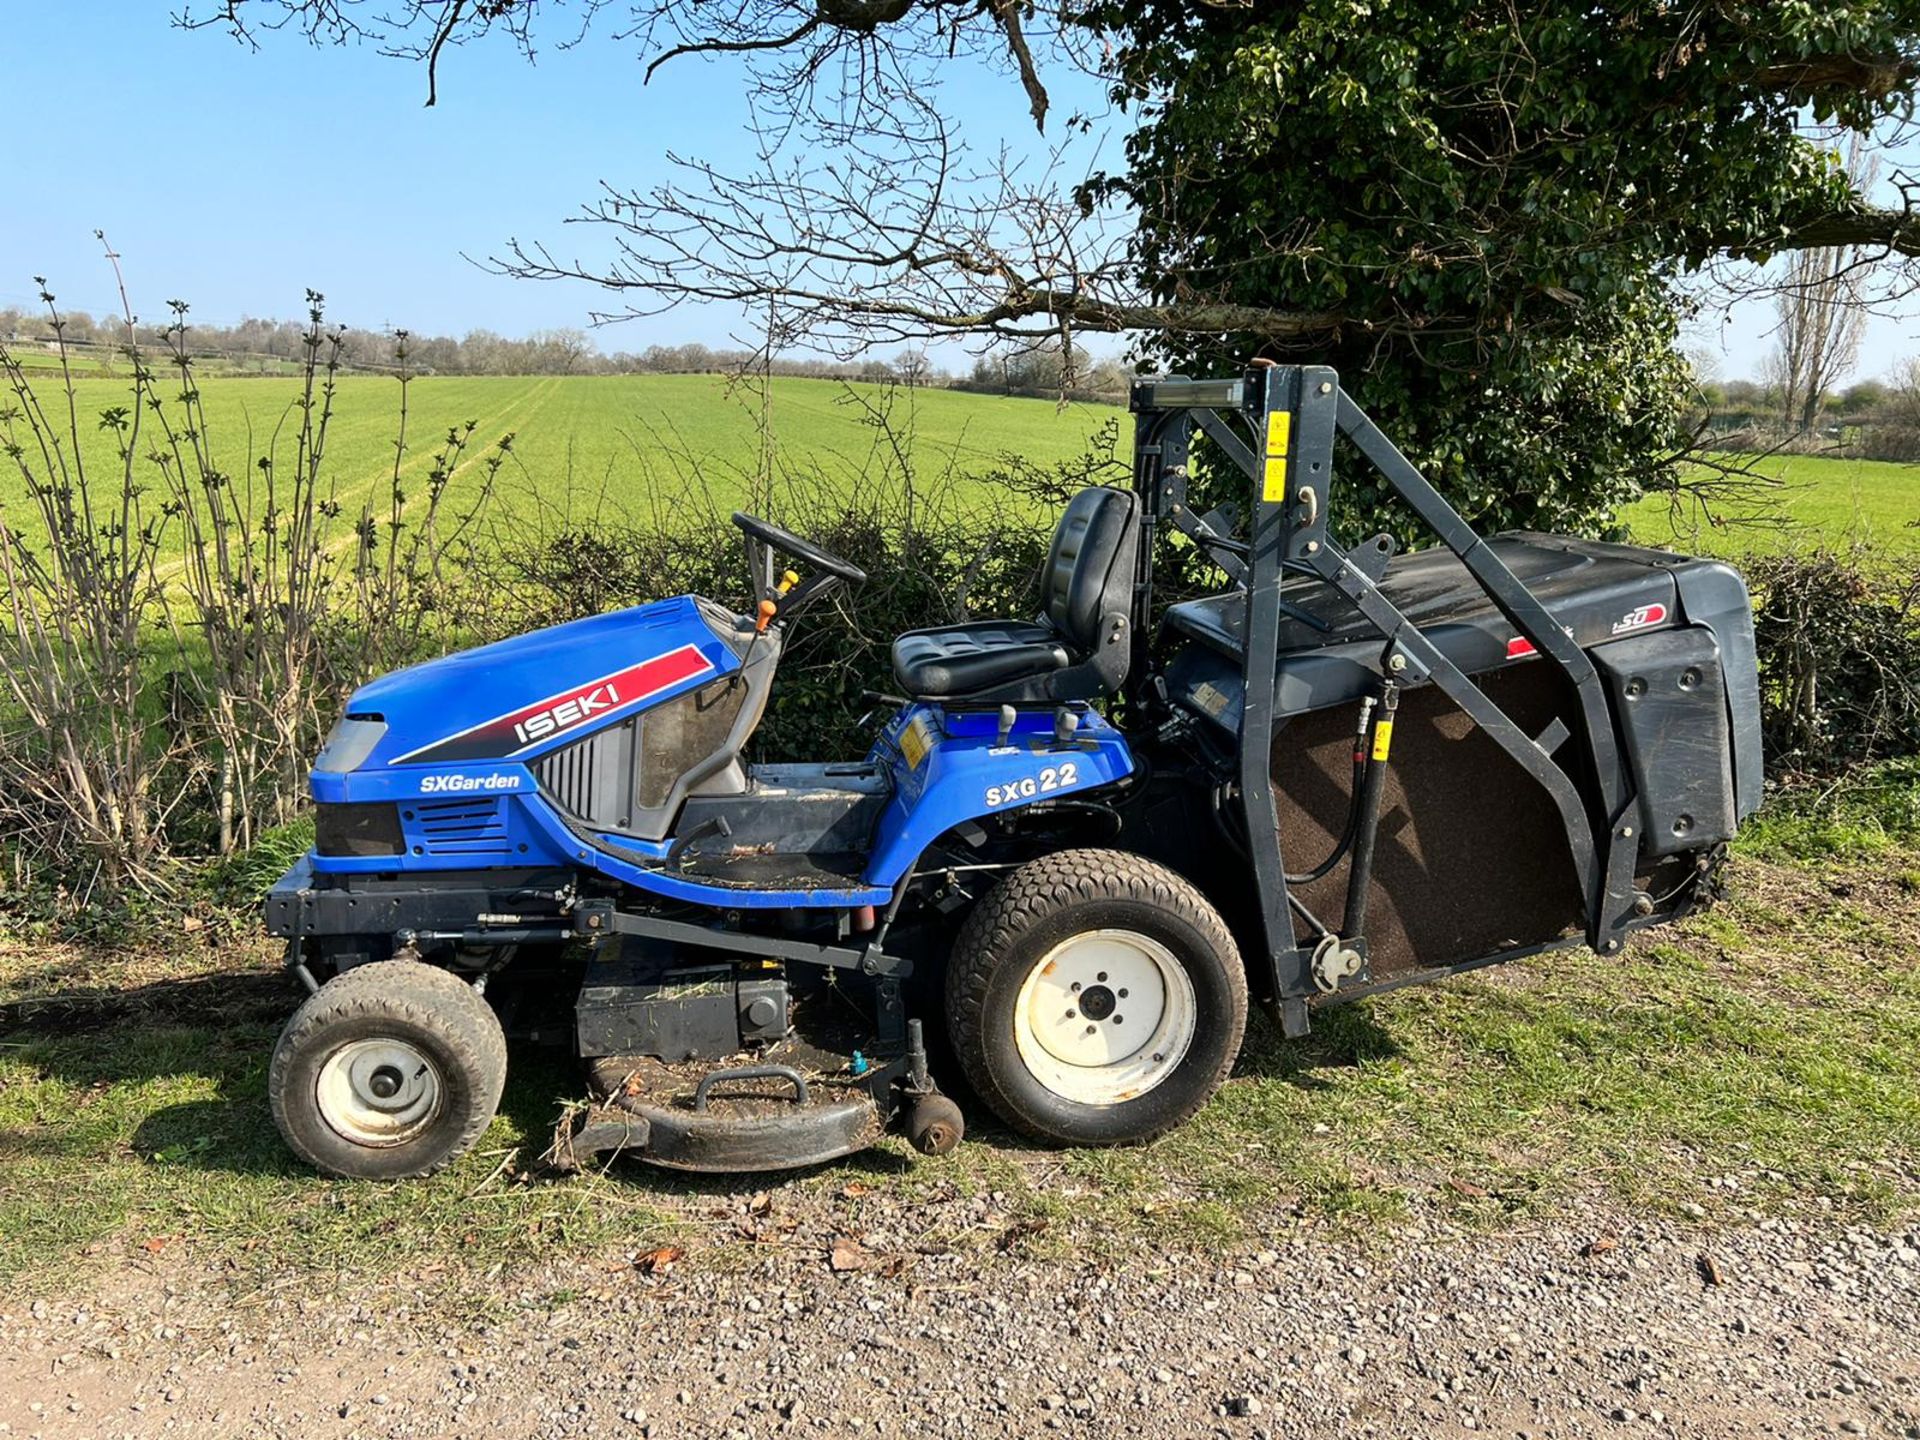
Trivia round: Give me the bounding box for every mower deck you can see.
[555,1049,887,1173]
[554,973,908,1173]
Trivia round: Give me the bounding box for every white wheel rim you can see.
[1012,929,1196,1107]
[315,1039,443,1148]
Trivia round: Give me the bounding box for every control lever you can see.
[1053,708,1080,750]
[995,705,1017,749]
[667,814,732,868]
[855,688,912,730]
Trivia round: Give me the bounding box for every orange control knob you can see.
[756,598,779,633]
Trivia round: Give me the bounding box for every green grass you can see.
[12,369,1916,565]
[1735,757,1920,862]
[5,348,107,373]
[3,770,1917,1289]
[1,372,1122,533]
[0,997,683,1282]
[1626,452,1920,556]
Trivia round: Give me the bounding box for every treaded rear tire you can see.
[946,849,1247,1146]
[270,960,507,1180]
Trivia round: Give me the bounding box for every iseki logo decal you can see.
[514,680,622,745]
[397,645,715,764]
[1610,602,1668,636]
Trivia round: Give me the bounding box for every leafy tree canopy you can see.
[1077,0,1920,535]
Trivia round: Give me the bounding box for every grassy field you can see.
[0,762,1915,1291]
[0,371,1122,531]
[1624,451,1920,556]
[9,366,1915,560]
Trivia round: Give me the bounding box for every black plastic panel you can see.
[577,945,741,1061]
[1671,560,1765,821]
[1592,626,1737,858]
[676,763,890,857]
[314,802,403,857]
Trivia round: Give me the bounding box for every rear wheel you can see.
[946,850,1247,1145]
[270,960,507,1180]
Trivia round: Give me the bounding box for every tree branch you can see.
[1730,204,1920,259]
[645,17,824,82]
[1752,54,1918,101]
[424,0,469,108]
[988,0,1049,131]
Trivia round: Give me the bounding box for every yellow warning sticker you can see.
[1262,458,1289,502]
[1266,412,1292,457]
[1262,413,1292,502]
[899,714,933,769]
[1370,719,1395,762]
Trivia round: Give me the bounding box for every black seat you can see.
[891,486,1140,704]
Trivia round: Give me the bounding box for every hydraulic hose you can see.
[1284,696,1378,884]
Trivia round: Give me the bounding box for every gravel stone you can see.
[3,1204,1919,1438]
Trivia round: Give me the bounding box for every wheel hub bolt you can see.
[1077,984,1118,1022]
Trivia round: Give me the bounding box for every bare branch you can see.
[424,0,470,107]
[644,16,824,82]
[479,95,1357,356]
[987,0,1048,131]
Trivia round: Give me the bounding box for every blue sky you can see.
[2,4,1113,355]
[3,5,1911,382]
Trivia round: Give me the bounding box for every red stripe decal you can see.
[399,644,715,763]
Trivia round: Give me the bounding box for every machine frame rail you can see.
[1127,367,1645,1032]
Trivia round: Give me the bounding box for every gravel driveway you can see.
[4,1196,1916,1440]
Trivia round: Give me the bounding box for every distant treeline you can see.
[1697,373,1920,461]
[1697,378,1889,431]
[0,303,1134,400]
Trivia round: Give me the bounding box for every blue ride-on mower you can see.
[263,366,1762,1178]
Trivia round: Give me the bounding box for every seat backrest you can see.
[1041,486,1139,652]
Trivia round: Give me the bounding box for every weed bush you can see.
[1745,550,1920,774]
[1,260,511,906]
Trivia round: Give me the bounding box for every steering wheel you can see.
[730,512,868,585]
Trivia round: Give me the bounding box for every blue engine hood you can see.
[343,594,741,769]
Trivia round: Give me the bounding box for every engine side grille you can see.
[414,797,513,857]
[536,726,621,825]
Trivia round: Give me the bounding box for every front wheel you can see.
[946,850,1247,1145]
[269,960,507,1179]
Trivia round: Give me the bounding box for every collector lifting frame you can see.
[1126,367,1648,1036]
